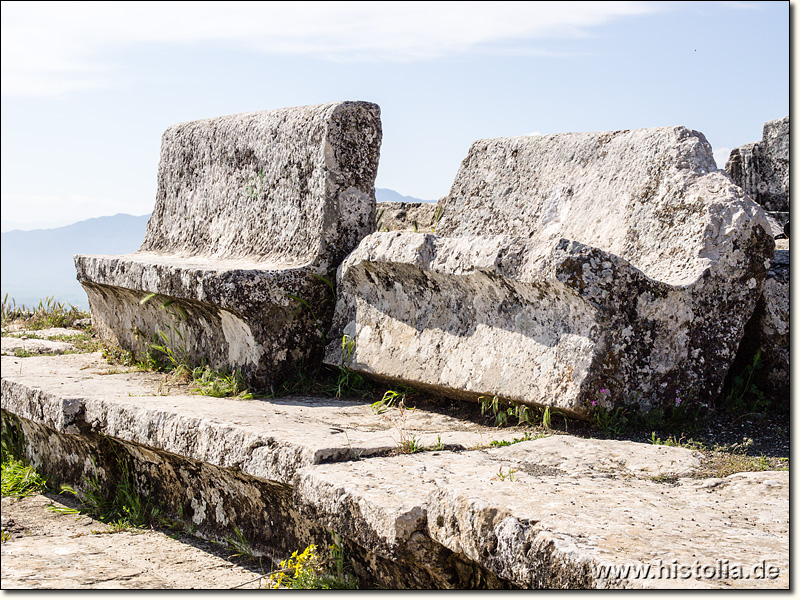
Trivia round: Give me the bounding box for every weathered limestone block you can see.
[1,353,788,589]
[297,442,788,589]
[325,127,774,416]
[725,116,789,212]
[728,242,789,407]
[765,211,789,237]
[377,201,440,232]
[0,353,527,483]
[76,102,381,385]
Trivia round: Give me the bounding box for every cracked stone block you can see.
[727,243,789,408]
[325,127,774,416]
[724,116,790,409]
[1,353,788,589]
[725,116,789,212]
[75,101,381,386]
[296,445,787,589]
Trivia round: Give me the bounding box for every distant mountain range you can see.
[0,189,432,308]
[1,214,151,308]
[375,188,435,204]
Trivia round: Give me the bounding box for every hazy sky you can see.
[0,1,789,231]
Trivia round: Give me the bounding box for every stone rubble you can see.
[377,201,440,232]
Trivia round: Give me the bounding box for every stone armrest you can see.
[330,231,672,313]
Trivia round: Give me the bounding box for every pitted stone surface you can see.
[1,353,524,484]
[297,449,788,589]
[1,495,262,589]
[1,337,75,356]
[1,352,788,589]
[326,127,774,415]
[725,116,789,212]
[728,243,789,406]
[377,201,439,232]
[482,434,700,478]
[75,102,381,386]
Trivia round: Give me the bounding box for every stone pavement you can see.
[1,352,789,589]
[1,494,263,589]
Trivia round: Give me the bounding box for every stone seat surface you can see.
[325,126,774,416]
[76,101,381,385]
[77,252,315,305]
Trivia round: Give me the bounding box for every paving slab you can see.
[2,336,76,356]
[1,494,262,589]
[297,447,788,589]
[1,353,523,484]
[1,352,789,589]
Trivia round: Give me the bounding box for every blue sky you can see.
[0,1,789,231]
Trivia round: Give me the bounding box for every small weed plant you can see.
[491,465,518,482]
[137,293,190,371]
[650,432,706,451]
[480,395,551,428]
[376,207,387,232]
[724,350,769,415]
[133,294,256,399]
[591,405,630,436]
[588,385,712,436]
[191,366,253,399]
[398,433,426,454]
[333,335,370,398]
[1,414,47,499]
[431,205,444,232]
[56,454,163,531]
[225,526,258,561]
[489,432,535,448]
[370,390,444,454]
[267,542,357,589]
[371,389,404,414]
[2,458,46,499]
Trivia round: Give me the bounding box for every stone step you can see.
[1,353,788,589]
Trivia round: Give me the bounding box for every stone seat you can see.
[76,101,381,386]
[324,126,774,416]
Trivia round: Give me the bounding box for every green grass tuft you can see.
[2,458,47,499]
[2,294,89,330]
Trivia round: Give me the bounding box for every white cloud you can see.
[2,1,660,96]
[0,193,150,231]
[713,147,731,170]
